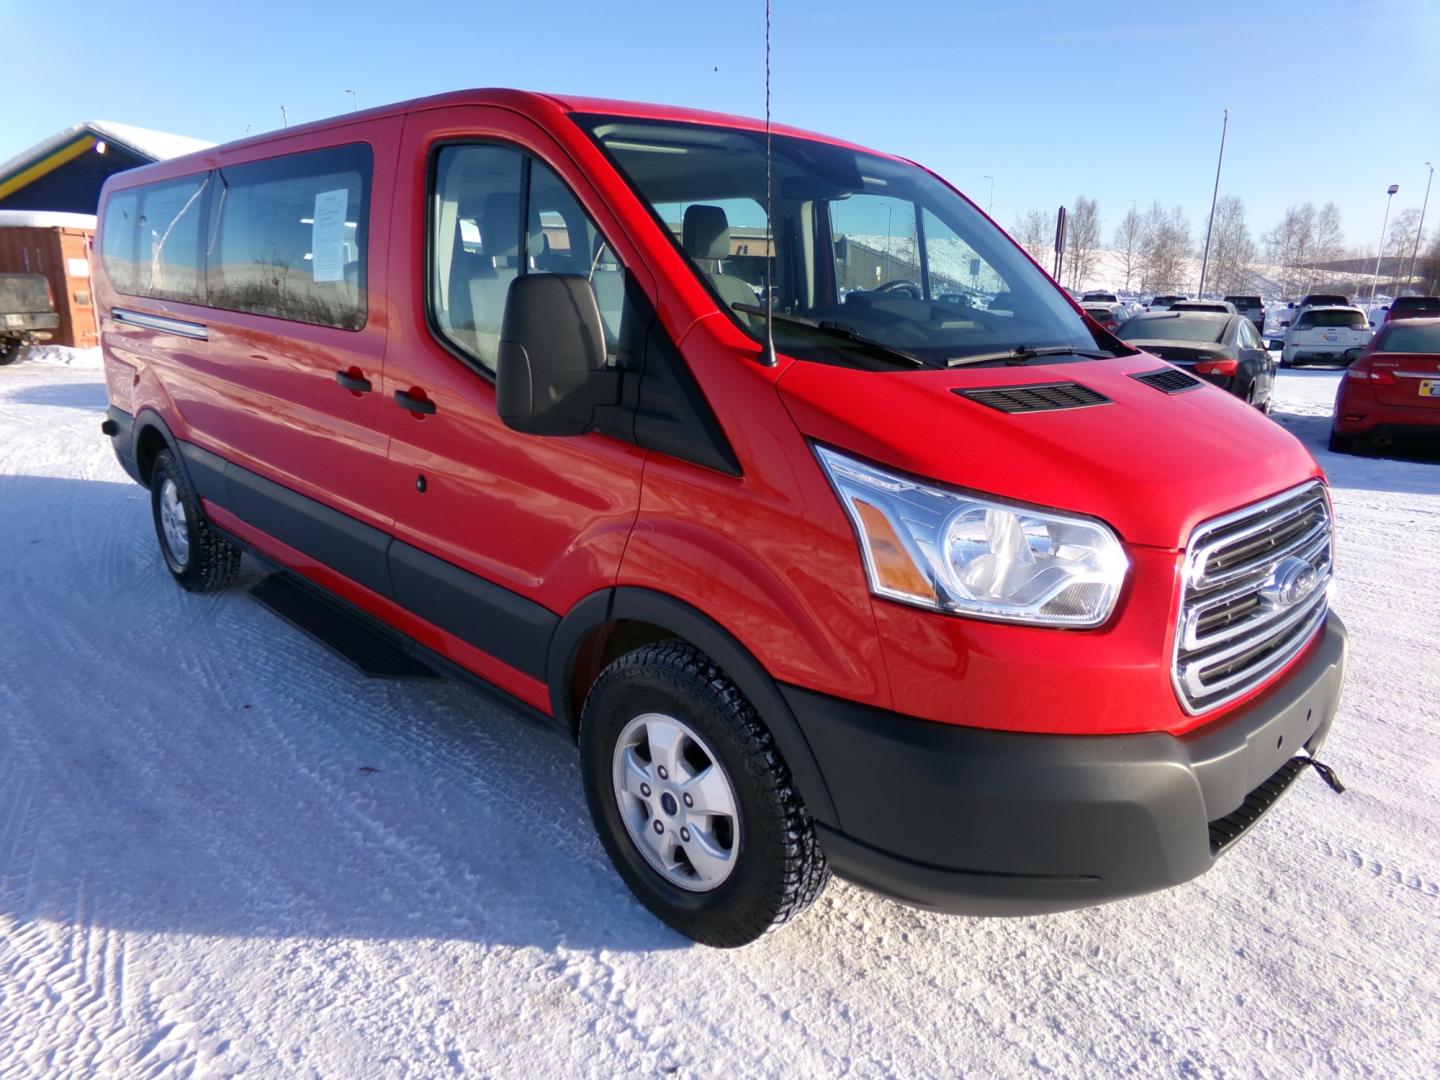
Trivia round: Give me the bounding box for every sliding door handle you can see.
[335,369,373,393]
[393,389,436,415]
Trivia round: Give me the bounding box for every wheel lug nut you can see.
[640,783,651,798]
[657,766,668,780]
[682,793,693,808]
[680,827,691,842]
[653,820,664,834]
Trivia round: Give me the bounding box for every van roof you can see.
[100,88,884,191]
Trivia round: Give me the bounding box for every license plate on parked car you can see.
[1323,333,1338,341]
[1421,380,1437,397]
[3,314,23,327]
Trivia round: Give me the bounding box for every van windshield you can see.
[578,115,1112,369]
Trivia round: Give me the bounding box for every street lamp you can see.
[982,175,994,216]
[346,89,358,112]
[1197,108,1229,299]
[1406,162,1433,293]
[1370,183,1399,305]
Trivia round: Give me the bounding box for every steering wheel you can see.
[874,279,921,298]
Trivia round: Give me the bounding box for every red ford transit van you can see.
[95,90,1347,946]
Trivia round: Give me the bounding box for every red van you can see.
[95,89,1347,946]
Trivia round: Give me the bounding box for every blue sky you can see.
[5,0,1437,249]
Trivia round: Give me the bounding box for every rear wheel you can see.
[579,640,830,947]
[1327,430,1355,454]
[150,450,242,592]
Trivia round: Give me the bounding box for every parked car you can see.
[1281,306,1373,366]
[0,272,59,365]
[94,88,1347,946]
[1170,300,1237,314]
[1146,294,1188,311]
[1080,302,1125,330]
[1224,295,1265,329]
[1382,296,1440,323]
[1115,309,1275,410]
[1280,294,1351,331]
[1329,317,1440,453]
[1081,290,1119,304]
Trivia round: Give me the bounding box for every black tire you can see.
[579,640,830,947]
[1327,431,1354,454]
[150,449,242,592]
[0,338,22,366]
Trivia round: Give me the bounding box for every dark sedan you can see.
[1115,309,1275,411]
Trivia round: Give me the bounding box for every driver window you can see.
[830,194,920,299]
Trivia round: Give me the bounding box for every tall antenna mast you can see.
[760,0,777,366]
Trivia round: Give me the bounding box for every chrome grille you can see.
[1173,481,1332,714]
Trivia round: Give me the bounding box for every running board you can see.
[249,572,440,679]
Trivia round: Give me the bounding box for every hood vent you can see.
[1131,368,1203,395]
[953,381,1111,413]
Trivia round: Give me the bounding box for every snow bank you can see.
[8,344,103,370]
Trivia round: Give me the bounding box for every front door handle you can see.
[335,369,372,393]
[393,389,437,415]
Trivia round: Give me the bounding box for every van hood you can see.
[776,353,1321,550]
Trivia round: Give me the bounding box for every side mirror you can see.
[1343,347,1364,363]
[496,274,617,436]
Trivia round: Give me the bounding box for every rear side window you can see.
[208,143,371,330]
[1392,297,1440,315]
[100,190,141,295]
[100,178,208,304]
[1297,310,1366,330]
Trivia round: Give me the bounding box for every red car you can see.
[93,89,1347,945]
[1330,316,1440,452]
[1382,295,1440,323]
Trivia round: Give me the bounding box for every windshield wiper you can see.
[731,304,925,368]
[947,345,1116,368]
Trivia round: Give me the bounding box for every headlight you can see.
[815,445,1128,627]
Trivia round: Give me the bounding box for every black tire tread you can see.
[583,640,830,946]
[152,449,242,592]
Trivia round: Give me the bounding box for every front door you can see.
[380,107,652,697]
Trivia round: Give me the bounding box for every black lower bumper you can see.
[784,614,1348,915]
[105,406,142,484]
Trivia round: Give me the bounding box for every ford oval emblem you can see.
[1259,556,1320,610]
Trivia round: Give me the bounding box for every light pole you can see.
[1197,108,1229,299]
[1405,162,1433,293]
[346,89,358,112]
[982,175,994,216]
[1370,183,1399,305]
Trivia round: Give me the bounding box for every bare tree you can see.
[1011,209,1052,263]
[1138,201,1193,292]
[1263,203,1318,296]
[1312,202,1345,288]
[1205,196,1256,294]
[1065,196,1100,289]
[1113,205,1142,291]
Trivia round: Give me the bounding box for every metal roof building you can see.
[0,121,213,214]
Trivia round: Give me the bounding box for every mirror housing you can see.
[1343,347,1365,363]
[496,274,617,436]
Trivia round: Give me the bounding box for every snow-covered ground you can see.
[1,350,1436,1077]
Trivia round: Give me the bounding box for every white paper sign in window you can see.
[310,188,350,283]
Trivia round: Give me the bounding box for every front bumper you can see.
[786,614,1348,915]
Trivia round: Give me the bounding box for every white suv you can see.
[1280,306,1372,367]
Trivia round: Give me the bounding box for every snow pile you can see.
[0,364,1435,1075]
[8,344,103,369]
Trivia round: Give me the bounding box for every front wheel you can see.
[579,641,830,947]
[150,449,242,592]
[0,338,22,366]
